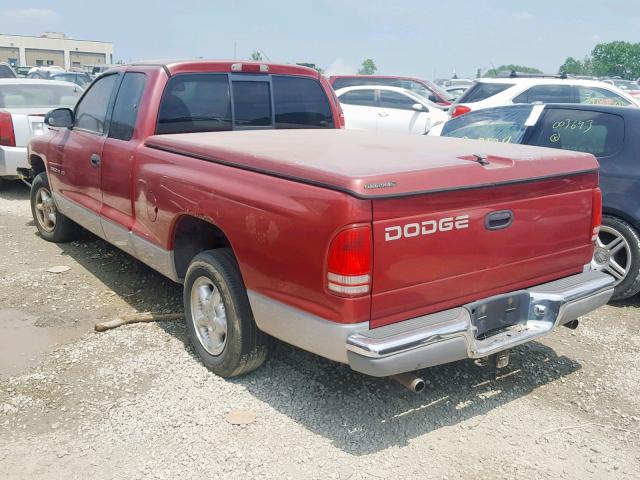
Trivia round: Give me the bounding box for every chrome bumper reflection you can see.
[347,270,615,361]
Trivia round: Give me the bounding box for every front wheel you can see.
[30,172,79,243]
[591,215,640,300]
[184,249,269,377]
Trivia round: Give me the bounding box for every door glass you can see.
[441,105,532,143]
[577,87,631,106]
[339,89,376,107]
[529,109,624,157]
[109,73,147,141]
[74,73,118,134]
[379,90,418,110]
[232,81,272,127]
[457,82,513,103]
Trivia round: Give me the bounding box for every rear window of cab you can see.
[156,73,334,134]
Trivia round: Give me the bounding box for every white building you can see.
[0,32,113,70]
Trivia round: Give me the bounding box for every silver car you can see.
[0,79,82,186]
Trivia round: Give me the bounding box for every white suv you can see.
[450,77,640,118]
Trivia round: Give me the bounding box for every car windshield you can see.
[611,80,639,91]
[0,83,83,108]
[441,105,534,144]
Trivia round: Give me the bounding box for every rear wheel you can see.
[30,172,79,243]
[591,215,640,300]
[184,249,269,377]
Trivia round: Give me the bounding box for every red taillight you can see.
[327,226,372,297]
[591,188,602,242]
[0,110,15,147]
[451,105,471,118]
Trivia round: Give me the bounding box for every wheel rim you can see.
[34,187,57,232]
[190,276,227,355]
[591,225,631,285]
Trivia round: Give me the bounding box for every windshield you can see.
[0,83,82,109]
[441,105,534,144]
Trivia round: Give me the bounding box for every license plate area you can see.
[466,291,530,339]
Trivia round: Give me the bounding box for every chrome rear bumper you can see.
[346,270,614,377]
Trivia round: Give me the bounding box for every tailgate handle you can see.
[485,210,513,230]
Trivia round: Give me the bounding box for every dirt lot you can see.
[1,181,639,480]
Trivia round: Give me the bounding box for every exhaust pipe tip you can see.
[563,319,579,330]
[391,372,426,393]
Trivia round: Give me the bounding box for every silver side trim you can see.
[247,290,368,364]
[53,192,105,239]
[51,192,180,282]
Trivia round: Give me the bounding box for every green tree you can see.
[250,51,263,61]
[558,56,594,76]
[485,64,543,77]
[357,59,377,75]
[591,41,640,79]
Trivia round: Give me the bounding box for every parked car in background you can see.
[0,79,83,187]
[15,66,32,78]
[446,85,469,100]
[601,79,640,98]
[31,70,93,87]
[436,103,640,300]
[450,77,640,118]
[335,85,447,134]
[0,62,17,79]
[438,78,474,88]
[329,75,455,107]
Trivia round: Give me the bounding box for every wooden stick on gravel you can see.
[95,312,184,332]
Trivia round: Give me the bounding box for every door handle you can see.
[90,154,101,167]
[378,112,389,117]
[485,210,514,230]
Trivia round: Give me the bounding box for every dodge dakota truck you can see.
[28,60,614,383]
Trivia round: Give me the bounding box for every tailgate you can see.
[370,172,598,328]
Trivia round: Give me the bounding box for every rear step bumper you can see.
[346,270,615,377]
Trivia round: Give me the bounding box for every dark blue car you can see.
[439,103,640,300]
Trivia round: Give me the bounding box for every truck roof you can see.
[145,130,598,199]
[125,59,321,78]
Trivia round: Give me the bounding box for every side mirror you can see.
[45,108,74,128]
[412,103,426,112]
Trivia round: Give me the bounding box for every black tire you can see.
[596,215,640,301]
[30,172,79,243]
[184,249,269,377]
[0,177,6,190]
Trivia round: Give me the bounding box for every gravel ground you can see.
[1,181,639,479]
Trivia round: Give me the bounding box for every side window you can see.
[577,87,631,106]
[339,89,376,107]
[529,109,624,157]
[109,73,147,141]
[379,90,418,110]
[74,73,118,134]
[232,81,272,127]
[157,74,232,134]
[513,85,573,104]
[272,76,334,129]
[441,105,532,143]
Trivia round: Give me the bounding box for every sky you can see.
[1,0,639,79]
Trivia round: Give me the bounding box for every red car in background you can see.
[329,75,455,107]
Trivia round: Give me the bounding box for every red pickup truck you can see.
[28,60,614,383]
